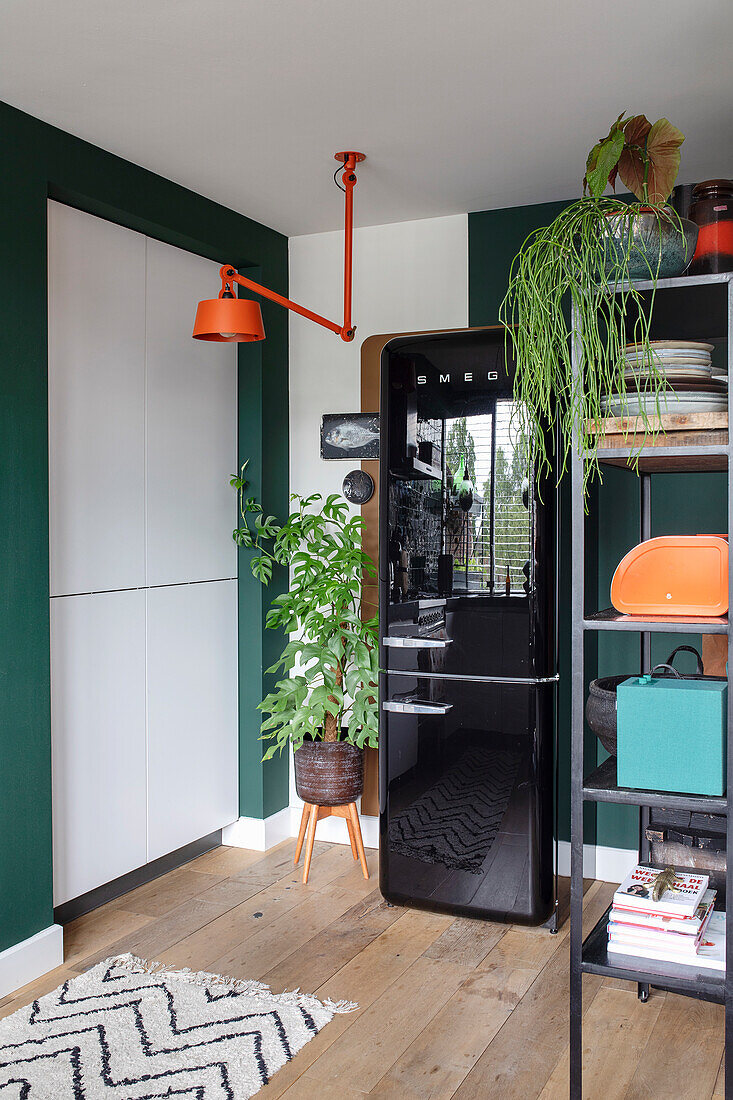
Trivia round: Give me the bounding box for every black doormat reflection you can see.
[388,747,522,874]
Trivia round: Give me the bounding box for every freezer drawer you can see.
[379,672,554,924]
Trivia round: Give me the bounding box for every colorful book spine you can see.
[608,911,726,972]
[608,902,714,956]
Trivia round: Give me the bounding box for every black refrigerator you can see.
[379,328,557,925]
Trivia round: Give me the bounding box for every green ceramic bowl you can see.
[603,210,699,280]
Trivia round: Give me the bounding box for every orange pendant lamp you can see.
[193,152,365,344]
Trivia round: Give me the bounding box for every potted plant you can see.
[500,112,698,495]
[231,463,379,807]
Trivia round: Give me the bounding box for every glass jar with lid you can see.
[688,179,733,275]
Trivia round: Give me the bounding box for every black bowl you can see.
[585,675,630,756]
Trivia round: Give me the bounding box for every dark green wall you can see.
[469,204,725,852]
[0,100,289,954]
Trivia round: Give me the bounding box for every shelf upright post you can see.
[638,472,652,676]
[638,471,652,1003]
[569,304,585,1099]
[721,277,726,1100]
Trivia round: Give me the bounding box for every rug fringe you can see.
[106,954,358,1015]
[283,989,360,1014]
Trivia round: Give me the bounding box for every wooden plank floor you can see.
[0,839,725,1098]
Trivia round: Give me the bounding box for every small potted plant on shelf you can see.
[230,462,379,807]
[500,112,698,496]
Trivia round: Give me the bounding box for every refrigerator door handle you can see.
[385,670,560,684]
[382,701,453,714]
[383,637,453,649]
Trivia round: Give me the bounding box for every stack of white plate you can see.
[623,340,714,380]
[602,391,727,416]
[604,340,727,416]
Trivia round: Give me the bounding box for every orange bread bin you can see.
[611,535,729,616]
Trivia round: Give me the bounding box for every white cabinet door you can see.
[146,581,238,861]
[51,591,147,905]
[49,206,240,900]
[48,201,146,596]
[145,238,237,588]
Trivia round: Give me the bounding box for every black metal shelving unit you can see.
[569,270,733,1097]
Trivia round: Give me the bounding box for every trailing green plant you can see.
[231,462,379,759]
[500,113,686,495]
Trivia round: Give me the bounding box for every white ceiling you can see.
[2,0,732,237]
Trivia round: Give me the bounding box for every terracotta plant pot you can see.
[294,737,364,806]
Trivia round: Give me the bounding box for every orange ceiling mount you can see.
[193,151,366,344]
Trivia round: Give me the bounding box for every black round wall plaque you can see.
[342,469,374,505]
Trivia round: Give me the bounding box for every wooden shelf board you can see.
[582,906,724,1004]
[590,412,728,436]
[583,757,727,815]
[588,413,728,473]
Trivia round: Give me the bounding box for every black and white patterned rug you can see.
[0,953,356,1098]
[388,746,522,873]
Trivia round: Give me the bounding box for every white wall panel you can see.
[51,591,147,905]
[146,581,238,861]
[48,201,146,596]
[288,213,468,505]
[145,237,237,587]
[286,213,468,810]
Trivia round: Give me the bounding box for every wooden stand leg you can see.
[302,804,319,884]
[347,802,369,880]
[294,803,310,865]
[345,815,359,861]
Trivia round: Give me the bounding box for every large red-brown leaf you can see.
[617,115,652,201]
[644,117,685,201]
[619,115,684,202]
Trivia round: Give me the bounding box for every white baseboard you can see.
[222,807,295,851]
[224,815,633,879]
[303,810,379,850]
[557,841,638,883]
[0,924,64,1000]
[222,803,379,853]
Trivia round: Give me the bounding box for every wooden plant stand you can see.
[294,802,369,884]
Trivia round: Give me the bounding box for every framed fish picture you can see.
[320,413,380,460]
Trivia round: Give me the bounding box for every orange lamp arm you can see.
[221,267,346,339]
[220,151,361,342]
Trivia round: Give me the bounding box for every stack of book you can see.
[607,864,725,972]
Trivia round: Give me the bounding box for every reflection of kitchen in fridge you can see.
[379,327,557,924]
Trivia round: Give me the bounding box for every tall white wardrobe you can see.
[48,201,239,907]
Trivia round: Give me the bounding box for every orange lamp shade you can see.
[192,297,265,342]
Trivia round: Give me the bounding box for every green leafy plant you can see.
[500,113,686,495]
[231,462,379,760]
[584,113,684,203]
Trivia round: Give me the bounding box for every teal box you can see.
[617,675,727,796]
